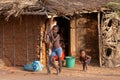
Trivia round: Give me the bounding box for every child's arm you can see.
[85,55,91,62]
[79,56,84,63]
[51,32,60,43]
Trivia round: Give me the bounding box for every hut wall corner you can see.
[70,18,77,57]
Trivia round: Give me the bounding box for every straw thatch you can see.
[106,1,120,10]
[0,0,43,19]
[0,0,119,19]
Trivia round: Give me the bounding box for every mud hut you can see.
[0,0,119,67]
[0,0,47,66]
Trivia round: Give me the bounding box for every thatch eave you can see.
[22,11,52,15]
[0,0,120,18]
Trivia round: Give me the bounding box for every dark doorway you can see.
[55,17,70,56]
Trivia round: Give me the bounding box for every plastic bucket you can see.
[66,56,75,68]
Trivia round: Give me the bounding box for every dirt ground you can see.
[0,63,120,80]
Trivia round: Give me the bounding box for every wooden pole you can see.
[12,17,16,66]
[75,16,78,56]
[2,16,5,60]
[98,12,102,67]
[39,16,43,63]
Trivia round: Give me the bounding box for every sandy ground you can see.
[0,63,120,80]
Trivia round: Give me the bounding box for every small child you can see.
[80,50,91,72]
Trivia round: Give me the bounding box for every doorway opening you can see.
[55,17,70,57]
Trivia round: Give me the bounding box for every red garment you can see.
[55,52,65,61]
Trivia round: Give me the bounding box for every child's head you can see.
[80,49,86,57]
[53,25,59,34]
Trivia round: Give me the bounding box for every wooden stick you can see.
[98,12,102,67]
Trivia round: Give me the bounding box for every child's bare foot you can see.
[47,70,51,75]
[83,69,87,72]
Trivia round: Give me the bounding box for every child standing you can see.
[50,25,62,75]
[80,50,91,72]
[44,16,57,74]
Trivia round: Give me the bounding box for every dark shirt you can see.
[80,55,91,63]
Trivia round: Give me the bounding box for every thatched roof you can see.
[45,0,114,15]
[0,0,119,18]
